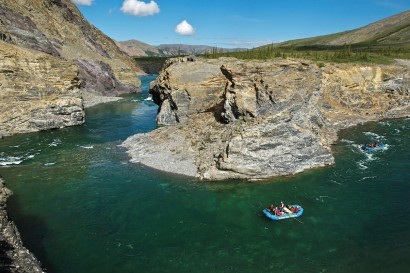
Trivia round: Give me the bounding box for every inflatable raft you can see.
[361,143,384,151]
[263,205,303,221]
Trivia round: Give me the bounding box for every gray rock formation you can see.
[0,0,142,94]
[0,0,145,137]
[0,178,45,273]
[123,57,410,180]
[0,41,84,137]
[75,60,137,96]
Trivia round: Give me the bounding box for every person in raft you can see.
[288,205,300,213]
[280,201,285,211]
[364,142,380,148]
[267,204,282,216]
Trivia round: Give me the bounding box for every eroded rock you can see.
[0,41,84,136]
[123,57,410,180]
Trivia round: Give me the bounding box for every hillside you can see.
[0,0,142,93]
[278,10,410,48]
[117,40,245,57]
[116,40,162,57]
[0,0,144,137]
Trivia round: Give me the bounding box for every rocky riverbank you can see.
[122,57,410,180]
[0,178,45,273]
[0,0,143,137]
[0,41,84,137]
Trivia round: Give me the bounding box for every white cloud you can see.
[120,0,160,16]
[72,0,94,6]
[175,20,196,36]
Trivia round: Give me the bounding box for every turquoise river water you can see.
[1,75,410,273]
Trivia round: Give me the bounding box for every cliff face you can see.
[0,0,142,94]
[0,178,45,273]
[123,57,410,180]
[0,41,84,137]
[0,0,143,136]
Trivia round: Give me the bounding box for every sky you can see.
[72,0,410,48]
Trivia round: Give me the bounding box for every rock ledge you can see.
[123,57,410,180]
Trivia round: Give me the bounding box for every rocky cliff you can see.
[122,57,410,180]
[0,0,142,93]
[0,41,84,137]
[0,0,143,136]
[0,178,45,273]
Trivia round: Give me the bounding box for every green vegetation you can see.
[203,11,410,64]
[133,56,169,62]
[133,56,169,74]
[202,43,410,64]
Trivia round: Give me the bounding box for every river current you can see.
[1,75,410,273]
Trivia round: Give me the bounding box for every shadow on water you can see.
[6,181,57,273]
[0,240,14,273]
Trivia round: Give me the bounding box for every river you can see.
[1,75,410,273]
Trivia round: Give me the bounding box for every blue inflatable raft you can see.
[361,143,384,151]
[263,205,303,221]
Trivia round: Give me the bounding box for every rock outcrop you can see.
[0,0,143,136]
[0,178,45,273]
[123,57,410,180]
[0,0,142,93]
[0,41,84,137]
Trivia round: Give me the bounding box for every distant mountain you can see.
[276,10,410,48]
[115,40,161,57]
[116,40,246,57]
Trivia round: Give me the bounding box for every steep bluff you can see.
[0,178,45,273]
[123,57,410,180]
[0,0,142,93]
[0,0,144,136]
[0,41,84,137]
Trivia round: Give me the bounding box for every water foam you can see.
[340,139,354,144]
[379,121,391,127]
[80,145,94,149]
[359,176,376,182]
[363,131,385,140]
[357,160,369,170]
[0,156,23,166]
[49,138,62,147]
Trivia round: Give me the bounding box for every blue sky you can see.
[73,0,410,48]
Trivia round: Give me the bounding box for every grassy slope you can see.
[276,10,410,48]
[203,11,410,64]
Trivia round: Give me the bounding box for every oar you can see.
[285,205,304,224]
[292,217,304,224]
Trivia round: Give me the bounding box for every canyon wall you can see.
[0,0,143,136]
[0,41,84,136]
